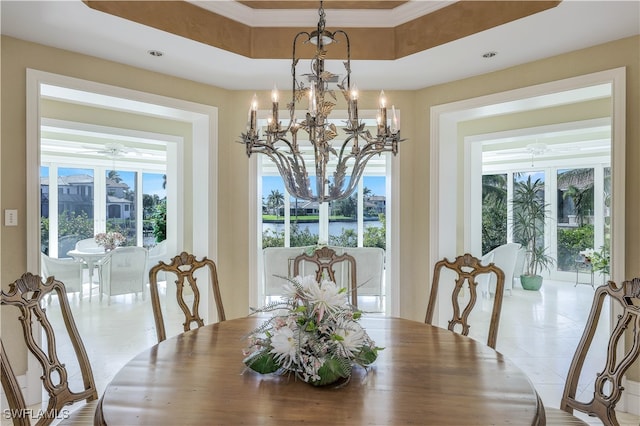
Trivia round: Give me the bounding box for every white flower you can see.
[244,275,379,385]
[303,278,347,321]
[333,320,366,357]
[580,248,595,257]
[270,325,304,369]
[294,275,319,292]
[281,280,300,299]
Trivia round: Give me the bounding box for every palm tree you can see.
[267,189,284,218]
[512,176,554,280]
[562,185,593,227]
[363,186,372,200]
[107,170,122,183]
[482,174,507,205]
[481,174,508,252]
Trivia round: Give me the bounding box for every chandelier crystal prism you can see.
[240,1,403,203]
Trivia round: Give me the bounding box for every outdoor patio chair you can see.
[480,243,521,296]
[97,246,148,305]
[41,252,84,301]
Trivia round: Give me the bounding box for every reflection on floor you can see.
[8,279,640,425]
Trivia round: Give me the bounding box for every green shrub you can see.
[557,225,594,271]
[151,200,167,243]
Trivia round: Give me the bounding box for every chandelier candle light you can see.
[240,1,403,203]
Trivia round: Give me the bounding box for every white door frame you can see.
[25,69,218,404]
[430,67,625,292]
[429,67,628,408]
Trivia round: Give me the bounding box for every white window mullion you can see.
[49,165,59,257]
[284,192,291,247]
[593,165,605,250]
[95,167,107,233]
[507,172,514,243]
[357,179,364,247]
[136,172,143,246]
[318,201,329,244]
[548,167,559,269]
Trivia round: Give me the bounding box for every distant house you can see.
[368,195,386,214]
[40,174,134,220]
[285,200,319,216]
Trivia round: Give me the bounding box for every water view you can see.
[263,220,382,236]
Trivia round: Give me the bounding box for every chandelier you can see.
[240,1,403,203]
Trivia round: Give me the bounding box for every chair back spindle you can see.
[293,246,358,308]
[425,253,505,349]
[149,252,226,342]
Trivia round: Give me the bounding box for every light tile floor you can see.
[6,279,640,425]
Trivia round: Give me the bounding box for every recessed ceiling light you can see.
[148,50,164,57]
[482,51,497,59]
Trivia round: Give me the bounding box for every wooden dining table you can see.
[96,316,545,425]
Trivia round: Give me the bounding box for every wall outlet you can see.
[5,209,18,226]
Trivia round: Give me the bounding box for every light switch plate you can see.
[5,209,18,226]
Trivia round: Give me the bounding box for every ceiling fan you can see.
[80,142,138,158]
[486,141,573,163]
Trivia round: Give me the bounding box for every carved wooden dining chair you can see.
[293,246,358,308]
[149,251,226,342]
[1,339,29,426]
[545,277,640,425]
[425,253,505,349]
[1,273,99,425]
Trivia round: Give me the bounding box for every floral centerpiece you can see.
[94,231,126,251]
[242,275,381,386]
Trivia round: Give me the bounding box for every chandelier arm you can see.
[332,30,351,90]
[259,145,313,201]
[331,161,367,200]
[251,137,306,174]
[288,31,312,132]
[333,148,391,199]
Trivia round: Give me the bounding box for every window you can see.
[41,165,167,257]
[255,114,395,312]
[481,164,609,282]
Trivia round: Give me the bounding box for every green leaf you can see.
[311,357,351,386]
[305,320,317,332]
[244,350,280,374]
[355,346,380,366]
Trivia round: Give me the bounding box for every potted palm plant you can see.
[512,175,555,290]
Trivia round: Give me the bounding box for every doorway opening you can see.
[24,69,218,405]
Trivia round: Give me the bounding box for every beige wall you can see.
[2,35,638,381]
